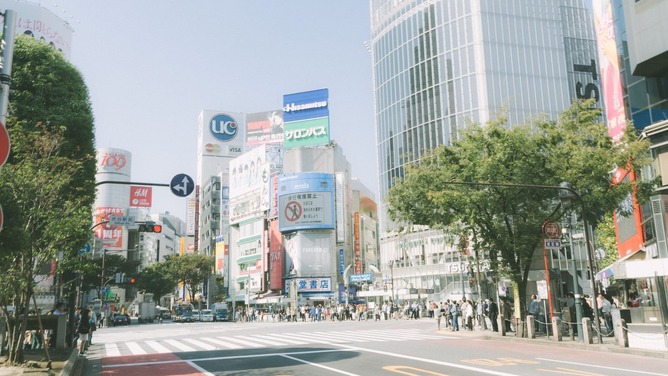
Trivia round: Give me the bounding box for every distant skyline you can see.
[39,0,376,220]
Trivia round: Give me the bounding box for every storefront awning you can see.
[596,250,646,280]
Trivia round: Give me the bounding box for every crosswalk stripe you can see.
[125,341,147,355]
[254,334,309,345]
[312,331,375,342]
[359,330,435,341]
[164,339,196,352]
[199,337,243,349]
[288,332,343,343]
[145,340,171,353]
[99,328,447,357]
[243,335,302,346]
[222,336,266,348]
[105,343,120,357]
[182,338,217,351]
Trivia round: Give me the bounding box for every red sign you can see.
[543,221,560,238]
[94,207,124,248]
[0,123,10,167]
[284,201,302,222]
[129,186,153,207]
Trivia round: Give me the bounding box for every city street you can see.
[77,318,668,376]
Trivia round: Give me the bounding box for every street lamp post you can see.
[563,218,585,342]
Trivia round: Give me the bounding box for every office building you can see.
[370,0,599,300]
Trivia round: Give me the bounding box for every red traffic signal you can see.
[129,278,136,284]
[138,222,162,233]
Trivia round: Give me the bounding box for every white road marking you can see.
[145,340,171,353]
[104,343,120,357]
[126,341,147,355]
[536,357,668,376]
[163,339,196,352]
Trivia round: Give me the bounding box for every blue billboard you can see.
[278,172,335,232]
[282,88,329,122]
[282,89,330,149]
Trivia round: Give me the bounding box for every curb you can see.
[435,328,668,359]
[58,349,81,376]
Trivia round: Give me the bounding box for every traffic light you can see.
[138,221,162,233]
[129,277,136,284]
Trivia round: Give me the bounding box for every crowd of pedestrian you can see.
[231,298,517,334]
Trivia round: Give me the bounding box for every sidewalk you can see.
[434,326,668,359]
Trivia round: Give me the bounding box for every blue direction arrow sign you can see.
[170,173,194,197]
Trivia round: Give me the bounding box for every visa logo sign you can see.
[229,147,242,153]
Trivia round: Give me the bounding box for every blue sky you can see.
[47,0,376,220]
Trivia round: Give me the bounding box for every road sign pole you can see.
[542,221,557,321]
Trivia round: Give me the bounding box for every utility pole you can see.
[0,9,16,125]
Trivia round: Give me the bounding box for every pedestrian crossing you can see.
[95,329,444,358]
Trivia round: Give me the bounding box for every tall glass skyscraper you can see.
[370,0,599,299]
[372,0,598,227]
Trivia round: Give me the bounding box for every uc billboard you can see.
[282,88,330,149]
[278,172,335,232]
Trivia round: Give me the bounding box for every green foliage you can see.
[136,262,176,302]
[594,213,620,270]
[0,36,95,365]
[163,253,214,302]
[387,100,654,317]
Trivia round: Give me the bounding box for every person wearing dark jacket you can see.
[77,308,94,357]
[488,300,499,332]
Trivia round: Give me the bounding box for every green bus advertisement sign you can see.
[284,117,330,149]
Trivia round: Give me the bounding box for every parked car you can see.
[200,309,214,322]
[191,310,200,322]
[110,312,130,326]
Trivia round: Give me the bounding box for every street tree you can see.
[0,36,95,364]
[387,100,654,331]
[163,253,214,303]
[135,262,176,304]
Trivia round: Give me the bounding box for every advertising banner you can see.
[94,207,124,248]
[97,148,131,177]
[268,220,283,290]
[10,1,74,58]
[229,192,263,225]
[593,0,626,143]
[229,145,270,198]
[286,277,332,293]
[215,238,226,275]
[198,110,245,158]
[335,172,346,243]
[283,88,329,122]
[283,117,330,149]
[129,186,152,207]
[246,110,284,147]
[278,172,335,232]
[270,174,279,219]
[186,198,197,236]
[282,88,330,149]
[354,212,361,274]
[284,231,333,277]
